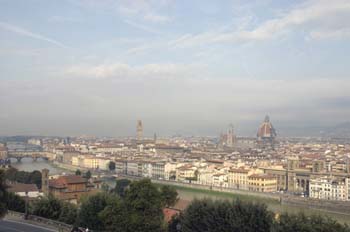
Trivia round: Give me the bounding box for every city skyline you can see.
[1,0,350,136]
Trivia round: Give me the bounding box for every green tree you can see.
[6,192,25,213]
[4,167,17,182]
[124,179,164,232]
[84,170,91,179]
[108,161,116,171]
[75,169,81,176]
[99,196,128,231]
[77,192,113,231]
[160,185,178,207]
[32,195,62,220]
[4,168,42,188]
[0,169,8,218]
[29,170,42,189]
[58,202,78,225]
[112,179,131,197]
[178,198,273,232]
[272,213,350,232]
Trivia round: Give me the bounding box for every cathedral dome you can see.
[257,115,276,139]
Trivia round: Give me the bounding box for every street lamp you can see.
[24,191,29,220]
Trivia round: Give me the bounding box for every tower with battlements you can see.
[136,120,143,141]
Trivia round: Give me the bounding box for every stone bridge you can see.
[7,151,54,162]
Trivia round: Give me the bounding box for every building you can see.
[97,157,112,171]
[62,151,80,164]
[218,124,236,148]
[0,144,8,160]
[127,160,141,176]
[309,176,348,201]
[197,169,213,186]
[228,168,263,190]
[46,175,97,204]
[83,155,99,169]
[152,162,166,179]
[7,183,43,199]
[248,174,277,192]
[212,173,228,188]
[257,115,276,149]
[164,162,177,180]
[176,165,197,182]
[137,120,143,141]
[226,124,236,148]
[115,159,127,175]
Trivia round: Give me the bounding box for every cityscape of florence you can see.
[1,0,350,231]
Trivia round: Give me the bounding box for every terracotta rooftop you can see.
[49,175,87,188]
[8,183,39,193]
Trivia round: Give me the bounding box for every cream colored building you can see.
[176,165,197,182]
[248,174,277,192]
[164,162,177,180]
[197,169,213,186]
[212,173,228,188]
[152,162,166,179]
[83,156,99,169]
[309,176,348,201]
[228,168,263,190]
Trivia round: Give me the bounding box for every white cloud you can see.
[0,22,68,48]
[309,28,350,40]
[144,13,170,23]
[170,0,350,47]
[123,19,162,35]
[48,16,83,23]
[65,62,195,79]
[117,0,171,24]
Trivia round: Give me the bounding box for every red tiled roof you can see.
[8,183,38,193]
[163,208,180,222]
[49,175,87,188]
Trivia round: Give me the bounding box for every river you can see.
[9,157,68,175]
[10,159,350,223]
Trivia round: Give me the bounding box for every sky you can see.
[0,0,350,137]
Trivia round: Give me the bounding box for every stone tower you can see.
[41,168,49,195]
[226,124,235,148]
[136,120,143,141]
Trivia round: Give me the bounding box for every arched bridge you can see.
[7,151,54,162]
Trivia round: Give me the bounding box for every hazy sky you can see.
[0,0,350,137]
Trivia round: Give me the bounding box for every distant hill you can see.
[324,122,350,138]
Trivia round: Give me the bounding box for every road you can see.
[0,219,56,232]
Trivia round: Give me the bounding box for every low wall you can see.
[7,210,72,232]
[281,196,350,215]
[118,175,282,201]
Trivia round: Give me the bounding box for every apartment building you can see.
[248,174,277,192]
[228,168,263,190]
[309,176,348,201]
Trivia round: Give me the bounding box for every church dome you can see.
[257,115,276,139]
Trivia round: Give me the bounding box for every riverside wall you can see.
[281,196,350,215]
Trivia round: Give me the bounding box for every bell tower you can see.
[41,169,49,195]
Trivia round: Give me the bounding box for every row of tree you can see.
[75,169,92,179]
[4,167,42,188]
[1,174,179,231]
[169,198,350,232]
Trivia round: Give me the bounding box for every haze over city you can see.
[1,0,350,137]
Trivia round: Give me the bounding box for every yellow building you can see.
[248,174,277,192]
[176,165,197,182]
[228,168,263,190]
[83,156,99,169]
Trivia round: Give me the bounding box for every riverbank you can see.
[117,175,350,224]
[157,182,350,224]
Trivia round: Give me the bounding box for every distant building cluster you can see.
[2,117,350,202]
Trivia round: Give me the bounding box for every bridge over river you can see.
[7,151,55,162]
